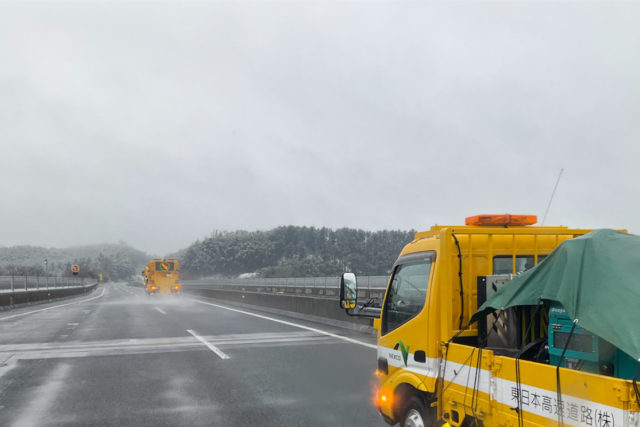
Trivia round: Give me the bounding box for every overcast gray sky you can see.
[1,1,639,255]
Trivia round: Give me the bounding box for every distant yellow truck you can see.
[143,259,181,295]
[340,214,640,427]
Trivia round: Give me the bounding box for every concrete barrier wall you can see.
[0,283,99,308]
[183,285,376,332]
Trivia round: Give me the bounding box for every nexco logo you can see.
[388,353,402,361]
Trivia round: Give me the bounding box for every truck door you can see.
[378,251,436,382]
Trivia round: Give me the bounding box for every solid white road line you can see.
[187,329,230,359]
[154,307,167,315]
[190,298,377,350]
[0,288,105,322]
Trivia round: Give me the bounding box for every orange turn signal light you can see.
[465,214,537,227]
[377,392,393,407]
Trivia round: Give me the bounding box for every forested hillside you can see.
[178,226,416,278]
[0,243,149,281]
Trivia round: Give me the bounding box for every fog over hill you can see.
[0,243,149,281]
[0,225,416,281]
[175,226,416,279]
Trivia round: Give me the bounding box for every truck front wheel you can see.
[401,396,435,427]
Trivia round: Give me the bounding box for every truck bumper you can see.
[147,289,179,295]
[379,411,395,425]
[375,388,396,425]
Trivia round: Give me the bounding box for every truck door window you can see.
[493,255,546,275]
[382,254,433,335]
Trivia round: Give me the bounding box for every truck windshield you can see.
[382,252,434,335]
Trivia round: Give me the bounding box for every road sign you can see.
[71,265,80,275]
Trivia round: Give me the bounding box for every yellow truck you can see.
[340,214,640,427]
[144,259,181,295]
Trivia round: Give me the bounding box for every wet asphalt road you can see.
[0,282,382,426]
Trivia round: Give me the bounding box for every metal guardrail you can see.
[0,275,96,293]
[182,276,389,300]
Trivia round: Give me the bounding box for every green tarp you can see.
[472,229,640,361]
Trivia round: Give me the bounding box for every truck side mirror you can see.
[340,273,357,309]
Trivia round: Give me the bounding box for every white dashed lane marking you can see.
[187,329,230,360]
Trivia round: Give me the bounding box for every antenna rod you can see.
[542,168,564,226]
